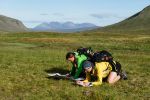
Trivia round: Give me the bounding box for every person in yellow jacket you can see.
[76,60,123,87]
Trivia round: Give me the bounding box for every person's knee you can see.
[107,72,117,84]
[107,79,114,84]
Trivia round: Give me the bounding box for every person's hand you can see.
[69,76,74,80]
[65,74,74,81]
[66,73,70,77]
[83,82,92,87]
[76,81,84,86]
[76,81,93,87]
[65,73,71,79]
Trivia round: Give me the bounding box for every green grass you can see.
[0,31,150,100]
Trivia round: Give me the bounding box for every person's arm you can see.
[70,66,76,76]
[91,64,103,86]
[76,73,91,87]
[83,72,91,82]
[73,59,83,79]
[73,55,87,79]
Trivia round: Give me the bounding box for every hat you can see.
[83,61,94,69]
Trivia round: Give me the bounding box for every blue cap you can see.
[83,61,94,69]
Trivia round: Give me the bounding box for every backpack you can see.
[77,47,93,60]
[92,50,113,62]
[92,50,122,74]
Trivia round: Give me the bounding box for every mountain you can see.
[33,21,99,32]
[95,5,150,32]
[0,15,28,32]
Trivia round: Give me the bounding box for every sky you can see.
[0,0,150,28]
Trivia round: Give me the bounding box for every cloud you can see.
[52,13,64,16]
[40,13,49,16]
[90,13,122,19]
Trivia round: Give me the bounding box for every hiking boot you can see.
[120,71,127,80]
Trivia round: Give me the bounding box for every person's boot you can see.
[120,71,127,80]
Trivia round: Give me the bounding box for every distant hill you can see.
[95,5,150,32]
[0,15,28,32]
[32,21,99,32]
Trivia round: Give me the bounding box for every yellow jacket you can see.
[83,62,112,86]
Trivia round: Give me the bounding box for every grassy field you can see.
[0,31,149,100]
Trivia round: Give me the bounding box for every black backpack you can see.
[92,50,122,74]
[92,50,113,62]
[77,47,93,59]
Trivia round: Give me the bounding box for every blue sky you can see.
[0,0,150,28]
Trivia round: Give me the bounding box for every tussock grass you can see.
[20,37,76,44]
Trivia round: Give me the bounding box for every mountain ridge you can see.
[94,5,150,32]
[32,21,99,32]
[0,15,28,32]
